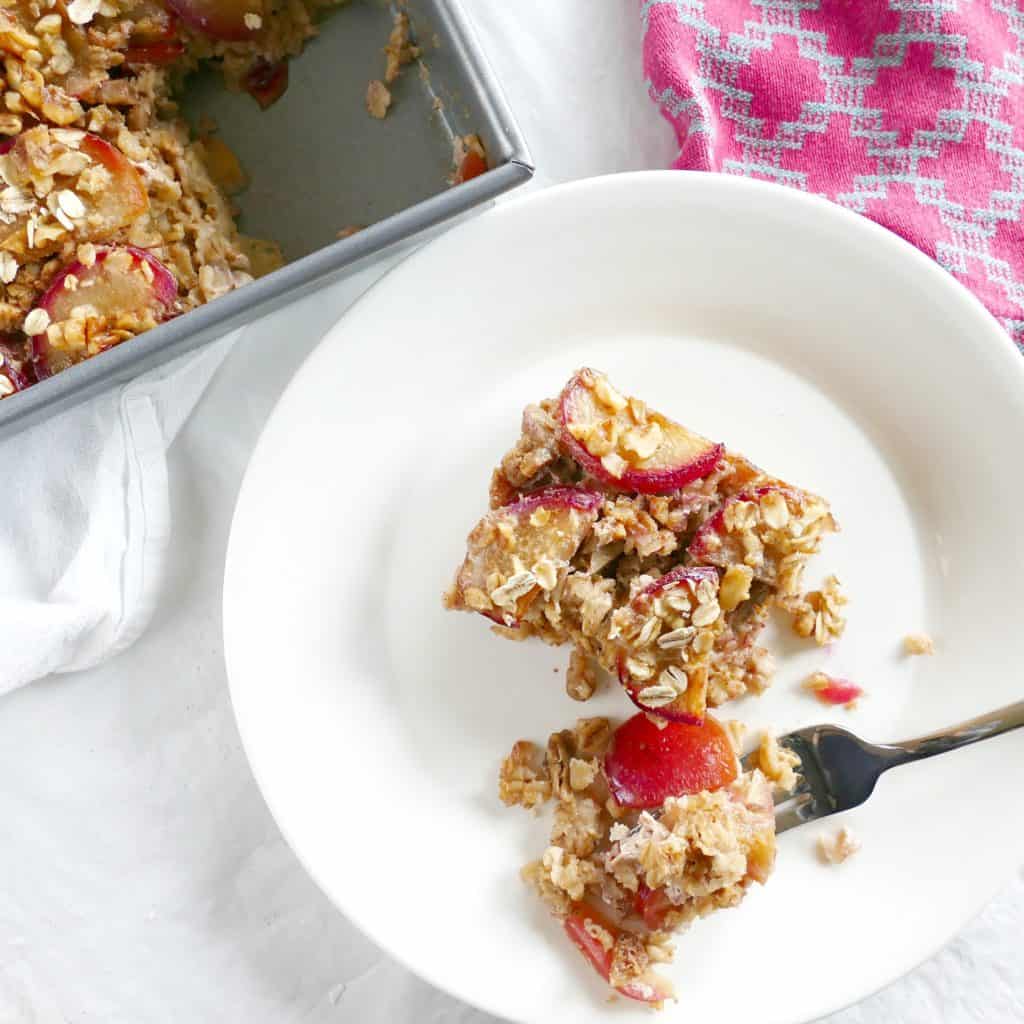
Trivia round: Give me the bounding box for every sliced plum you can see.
[688,484,837,586]
[613,566,723,723]
[449,487,602,627]
[563,902,673,1004]
[558,368,724,494]
[602,712,737,810]
[165,0,263,41]
[0,129,148,258]
[28,245,178,377]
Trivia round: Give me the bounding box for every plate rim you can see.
[223,169,1024,1023]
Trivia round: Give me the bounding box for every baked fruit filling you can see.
[447,368,843,1003]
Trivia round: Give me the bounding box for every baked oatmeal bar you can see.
[0,0,346,395]
[503,711,783,1005]
[446,368,845,723]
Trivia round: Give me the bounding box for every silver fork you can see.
[742,700,1024,834]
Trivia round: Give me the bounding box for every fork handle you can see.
[878,700,1024,767]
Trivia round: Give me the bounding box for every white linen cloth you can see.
[0,2,1019,1022]
[0,336,235,694]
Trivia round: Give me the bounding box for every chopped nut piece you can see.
[903,632,934,656]
[573,717,612,758]
[818,826,861,865]
[566,647,597,702]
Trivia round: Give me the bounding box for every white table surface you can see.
[1,3,1020,1022]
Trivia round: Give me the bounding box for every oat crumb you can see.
[818,826,861,865]
[365,80,392,119]
[903,632,934,656]
[756,731,801,794]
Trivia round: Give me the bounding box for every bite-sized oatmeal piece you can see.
[448,369,843,722]
[754,731,801,794]
[903,632,935,656]
[803,671,863,709]
[511,712,776,1004]
[779,574,848,645]
[818,826,861,865]
[444,486,603,628]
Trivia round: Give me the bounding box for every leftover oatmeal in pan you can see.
[445,368,845,1004]
[0,1,487,398]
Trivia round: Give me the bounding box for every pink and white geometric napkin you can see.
[642,0,1024,347]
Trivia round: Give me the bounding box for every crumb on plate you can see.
[903,632,934,656]
[818,826,861,865]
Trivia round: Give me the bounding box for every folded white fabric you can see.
[0,332,237,694]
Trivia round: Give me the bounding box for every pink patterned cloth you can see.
[642,0,1024,346]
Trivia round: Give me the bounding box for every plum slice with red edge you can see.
[165,0,263,41]
[77,133,150,233]
[449,486,602,627]
[615,566,722,724]
[563,902,673,1005]
[28,246,178,378]
[688,484,836,585]
[558,369,724,495]
[0,130,148,258]
[603,711,738,809]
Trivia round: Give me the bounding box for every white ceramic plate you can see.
[223,172,1024,1024]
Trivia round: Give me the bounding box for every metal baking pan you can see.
[0,0,532,438]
